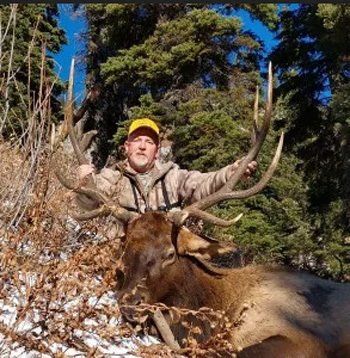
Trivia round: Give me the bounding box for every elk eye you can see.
[146,258,155,268]
[165,249,175,262]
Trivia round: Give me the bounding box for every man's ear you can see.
[177,227,234,260]
[124,141,130,155]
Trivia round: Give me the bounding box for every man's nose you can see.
[138,140,146,149]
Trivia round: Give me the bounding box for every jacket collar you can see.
[116,159,174,182]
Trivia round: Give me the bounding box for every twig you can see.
[153,309,180,351]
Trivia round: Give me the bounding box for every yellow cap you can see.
[128,118,160,136]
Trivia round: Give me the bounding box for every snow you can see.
[0,272,160,357]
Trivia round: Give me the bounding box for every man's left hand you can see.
[231,159,258,180]
[244,160,258,179]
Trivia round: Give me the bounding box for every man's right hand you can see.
[77,164,95,180]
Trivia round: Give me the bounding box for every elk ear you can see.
[177,227,234,260]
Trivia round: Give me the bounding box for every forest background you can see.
[0,3,349,355]
[0,3,349,281]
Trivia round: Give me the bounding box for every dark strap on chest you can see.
[127,176,181,213]
[161,179,171,211]
[130,180,141,213]
[159,178,181,212]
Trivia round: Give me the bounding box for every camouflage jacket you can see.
[76,159,236,214]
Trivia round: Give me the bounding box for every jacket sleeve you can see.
[75,168,122,211]
[177,164,235,203]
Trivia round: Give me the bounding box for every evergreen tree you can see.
[270,4,350,279]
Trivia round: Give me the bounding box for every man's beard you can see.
[133,155,149,170]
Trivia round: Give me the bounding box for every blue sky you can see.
[52,5,282,102]
[53,4,87,101]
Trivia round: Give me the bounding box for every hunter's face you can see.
[124,127,159,173]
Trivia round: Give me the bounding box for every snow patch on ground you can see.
[0,272,160,357]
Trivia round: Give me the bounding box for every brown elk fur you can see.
[118,212,350,357]
[237,335,316,358]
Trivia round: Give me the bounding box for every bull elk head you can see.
[55,59,283,229]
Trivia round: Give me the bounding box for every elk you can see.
[56,60,350,357]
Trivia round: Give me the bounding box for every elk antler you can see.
[169,62,284,227]
[51,74,99,154]
[55,59,137,224]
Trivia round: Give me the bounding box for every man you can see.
[77,118,257,222]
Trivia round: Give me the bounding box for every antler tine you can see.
[55,170,113,205]
[51,85,99,153]
[172,132,283,226]
[73,205,137,222]
[190,62,273,212]
[66,58,88,166]
[185,62,272,215]
[56,170,137,222]
[55,59,136,224]
[195,132,283,204]
[74,206,112,221]
[169,210,243,228]
[221,62,273,192]
[172,63,282,227]
[251,85,259,145]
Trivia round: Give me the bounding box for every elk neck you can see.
[156,254,257,318]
